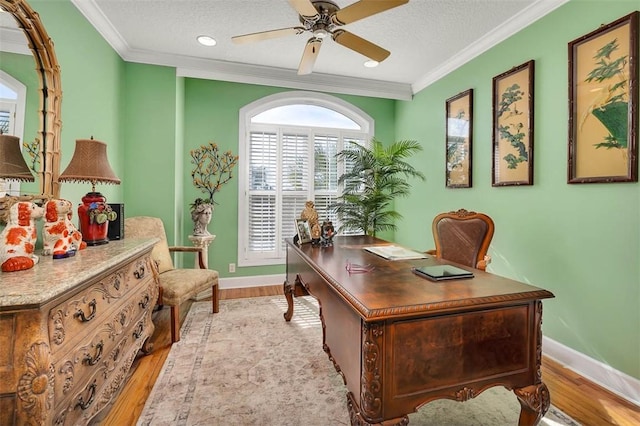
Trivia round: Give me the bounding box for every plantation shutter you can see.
[248,131,278,255]
[281,132,310,252]
[313,133,339,224]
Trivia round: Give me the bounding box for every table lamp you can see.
[0,135,35,223]
[0,134,35,189]
[59,138,121,246]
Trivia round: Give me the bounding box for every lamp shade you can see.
[0,135,35,182]
[59,139,121,185]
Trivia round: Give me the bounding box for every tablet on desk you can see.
[412,265,474,281]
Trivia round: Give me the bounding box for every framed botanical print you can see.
[445,89,473,188]
[568,11,638,183]
[492,60,535,186]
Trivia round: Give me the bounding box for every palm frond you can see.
[333,138,424,237]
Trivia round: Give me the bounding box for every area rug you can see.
[138,297,581,426]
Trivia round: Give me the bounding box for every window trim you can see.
[238,91,374,267]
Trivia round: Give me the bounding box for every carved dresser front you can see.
[0,238,159,425]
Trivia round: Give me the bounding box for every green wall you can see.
[181,79,396,276]
[394,0,639,378]
[122,62,181,243]
[29,0,124,207]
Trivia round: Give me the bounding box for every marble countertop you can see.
[0,238,158,308]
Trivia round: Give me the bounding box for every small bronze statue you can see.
[320,220,335,247]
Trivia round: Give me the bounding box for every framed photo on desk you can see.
[295,219,312,244]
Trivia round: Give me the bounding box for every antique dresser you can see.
[0,238,159,425]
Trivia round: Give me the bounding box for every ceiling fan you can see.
[232,0,409,75]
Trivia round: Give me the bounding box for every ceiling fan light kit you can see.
[231,0,409,75]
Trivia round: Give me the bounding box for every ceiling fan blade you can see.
[288,0,319,18]
[332,30,390,62]
[232,27,304,44]
[333,0,409,25]
[298,38,322,75]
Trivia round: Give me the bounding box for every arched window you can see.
[238,91,373,266]
[0,70,27,196]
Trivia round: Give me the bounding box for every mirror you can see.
[0,0,62,220]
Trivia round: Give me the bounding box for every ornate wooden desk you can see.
[284,236,554,425]
[0,238,159,425]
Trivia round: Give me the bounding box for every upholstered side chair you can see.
[124,216,219,342]
[427,209,495,271]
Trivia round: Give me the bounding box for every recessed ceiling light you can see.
[197,35,217,47]
[364,60,379,68]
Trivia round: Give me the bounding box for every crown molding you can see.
[412,0,569,93]
[70,0,412,100]
[176,62,412,101]
[70,0,129,53]
[71,0,568,99]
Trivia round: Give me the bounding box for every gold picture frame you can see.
[492,60,535,186]
[445,89,473,188]
[568,11,638,183]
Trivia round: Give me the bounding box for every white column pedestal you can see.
[188,234,216,269]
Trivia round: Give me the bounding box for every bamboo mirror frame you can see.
[0,0,62,221]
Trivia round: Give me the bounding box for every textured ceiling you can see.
[3,1,569,99]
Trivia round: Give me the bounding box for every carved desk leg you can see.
[515,383,550,425]
[284,275,310,321]
[346,321,410,426]
[283,280,294,321]
[514,299,550,425]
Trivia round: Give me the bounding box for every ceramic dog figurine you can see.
[42,198,86,259]
[0,201,44,272]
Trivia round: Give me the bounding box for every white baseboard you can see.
[194,273,285,301]
[543,336,640,407]
[197,274,640,407]
[219,273,286,290]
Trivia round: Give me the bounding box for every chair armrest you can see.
[168,246,206,269]
[169,245,201,253]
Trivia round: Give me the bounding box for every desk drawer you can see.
[48,256,152,352]
[53,280,153,401]
[52,278,156,425]
[389,304,532,398]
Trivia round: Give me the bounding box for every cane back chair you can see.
[427,209,495,271]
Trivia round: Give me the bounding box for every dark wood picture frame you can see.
[492,60,535,186]
[568,11,638,183]
[445,89,473,188]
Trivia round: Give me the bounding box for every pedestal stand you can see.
[188,234,216,269]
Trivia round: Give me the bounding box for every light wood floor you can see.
[101,285,640,425]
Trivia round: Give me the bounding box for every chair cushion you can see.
[159,268,219,306]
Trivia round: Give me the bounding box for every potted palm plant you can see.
[333,139,425,237]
